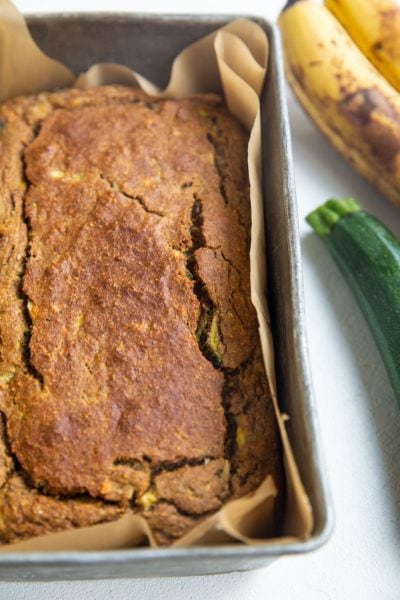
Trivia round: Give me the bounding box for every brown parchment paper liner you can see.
[0,0,313,551]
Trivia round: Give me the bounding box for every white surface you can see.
[2,0,400,598]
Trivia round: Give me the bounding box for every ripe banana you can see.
[278,0,400,207]
[325,0,400,92]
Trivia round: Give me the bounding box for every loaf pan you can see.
[0,13,333,580]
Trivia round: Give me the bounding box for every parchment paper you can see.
[0,0,313,550]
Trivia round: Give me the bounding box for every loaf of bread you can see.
[0,85,282,546]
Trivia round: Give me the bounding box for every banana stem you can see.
[281,0,304,13]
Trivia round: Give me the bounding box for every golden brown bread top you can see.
[0,86,282,544]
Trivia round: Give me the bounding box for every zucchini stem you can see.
[306,197,361,237]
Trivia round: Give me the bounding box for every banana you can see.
[278,0,400,207]
[325,0,400,92]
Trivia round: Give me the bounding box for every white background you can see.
[2,1,400,598]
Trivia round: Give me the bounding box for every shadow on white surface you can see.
[0,567,274,600]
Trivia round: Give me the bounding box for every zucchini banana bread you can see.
[0,85,282,546]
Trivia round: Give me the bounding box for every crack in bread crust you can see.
[17,150,45,388]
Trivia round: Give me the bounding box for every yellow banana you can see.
[278,0,400,207]
[325,0,400,92]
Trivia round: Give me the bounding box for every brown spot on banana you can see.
[377,8,400,57]
[379,9,398,21]
[340,89,400,170]
[372,41,383,52]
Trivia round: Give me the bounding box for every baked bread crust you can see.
[0,86,282,545]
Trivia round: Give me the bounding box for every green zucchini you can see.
[306,198,400,407]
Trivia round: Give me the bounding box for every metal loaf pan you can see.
[0,13,333,580]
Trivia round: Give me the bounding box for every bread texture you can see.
[0,85,282,546]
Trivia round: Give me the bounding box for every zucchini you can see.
[306,198,400,407]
